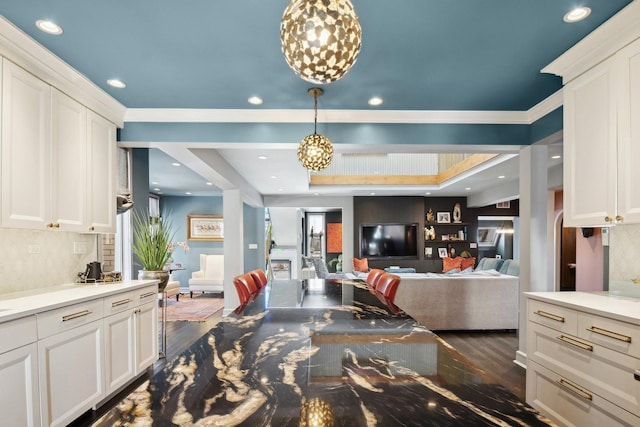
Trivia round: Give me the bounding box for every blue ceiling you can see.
[1,0,632,112]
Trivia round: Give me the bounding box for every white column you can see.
[223,189,243,315]
[516,144,554,368]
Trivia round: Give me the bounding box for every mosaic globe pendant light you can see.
[298,88,334,171]
[281,0,362,84]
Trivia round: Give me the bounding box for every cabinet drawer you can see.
[134,285,158,306]
[103,290,137,316]
[528,321,640,416]
[528,299,578,334]
[527,360,640,427]
[0,316,37,354]
[578,312,640,357]
[37,299,104,339]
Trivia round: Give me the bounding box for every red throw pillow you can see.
[353,257,369,272]
[460,257,476,271]
[442,256,462,273]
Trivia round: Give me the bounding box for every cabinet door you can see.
[38,320,104,427]
[103,309,135,395]
[617,38,640,224]
[135,300,158,373]
[1,59,51,229]
[87,110,116,233]
[51,89,87,231]
[0,343,40,427]
[563,60,618,227]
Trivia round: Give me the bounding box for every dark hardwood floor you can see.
[71,313,525,425]
[436,330,526,400]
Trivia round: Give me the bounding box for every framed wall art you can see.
[437,212,451,223]
[187,214,224,241]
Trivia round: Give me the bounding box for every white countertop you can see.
[525,290,640,325]
[0,280,158,323]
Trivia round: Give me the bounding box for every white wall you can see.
[269,207,300,246]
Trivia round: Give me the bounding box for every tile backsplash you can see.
[609,223,640,282]
[0,228,98,294]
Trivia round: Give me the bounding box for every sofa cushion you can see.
[353,257,369,272]
[442,257,462,273]
[460,257,476,271]
[499,259,520,276]
[311,257,330,278]
[476,257,504,271]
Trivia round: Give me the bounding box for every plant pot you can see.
[138,270,169,292]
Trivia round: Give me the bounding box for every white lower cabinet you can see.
[526,297,640,426]
[38,319,104,427]
[104,286,158,394]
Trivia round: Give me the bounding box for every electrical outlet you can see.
[28,244,40,254]
[73,241,88,254]
[248,243,258,249]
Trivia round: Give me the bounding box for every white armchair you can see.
[188,254,224,297]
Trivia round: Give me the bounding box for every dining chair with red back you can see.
[240,273,259,297]
[233,274,251,305]
[249,269,268,289]
[366,269,385,292]
[375,273,401,308]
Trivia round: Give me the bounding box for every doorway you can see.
[559,219,576,291]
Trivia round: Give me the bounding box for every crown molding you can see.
[542,1,640,83]
[0,17,126,126]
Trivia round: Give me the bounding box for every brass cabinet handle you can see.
[557,335,593,352]
[605,216,613,223]
[140,291,156,299]
[46,223,54,228]
[88,226,95,231]
[134,308,141,314]
[54,223,60,228]
[557,378,593,401]
[615,215,623,222]
[62,309,92,322]
[534,310,565,323]
[111,298,132,308]
[586,326,632,343]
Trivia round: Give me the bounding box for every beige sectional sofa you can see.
[391,270,519,331]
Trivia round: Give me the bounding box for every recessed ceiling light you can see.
[171,162,181,167]
[106,79,126,89]
[278,188,284,192]
[465,187,472,191]
[368,96,383,106]
[314,192,320,196]
[551,155,561,159]
[248,96,263,105]
[185,192,192,195]
[258,155,268,160]
[35,20,63,35]
[271,176,278,179]
[425,192,431,195]
[498,175,505,179]
[153,188,160,191]
[564,7,591,23]
[206,182,213,186]
[370,192,376,196]
[151,181,159,185]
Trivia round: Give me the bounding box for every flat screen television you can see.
[359,223,418,259]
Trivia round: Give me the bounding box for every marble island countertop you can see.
[93,279,553,426]
[0,280,158,322]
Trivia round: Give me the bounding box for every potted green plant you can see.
[132,210,175,291]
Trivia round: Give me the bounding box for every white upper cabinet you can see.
[87,110,116,233]
[1,59,51,229]
[0,58,117,233]
[51,88,88,231]
[563,38,640,227]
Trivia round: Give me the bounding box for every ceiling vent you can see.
[496,201,511,209]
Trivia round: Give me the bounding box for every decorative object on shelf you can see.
[448,244,456,258]
[453,202,462,223]
[437,212,451,223]
[187,214,224,241]
[425,247,433,257]
[297,88,334,171]
[425,208,435,223]
[424,225,436,240]
[281,0,362,84]
[441,234,450,241]
[328,254,343,272]
[132,210,175,292]
[438,247,448,258]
